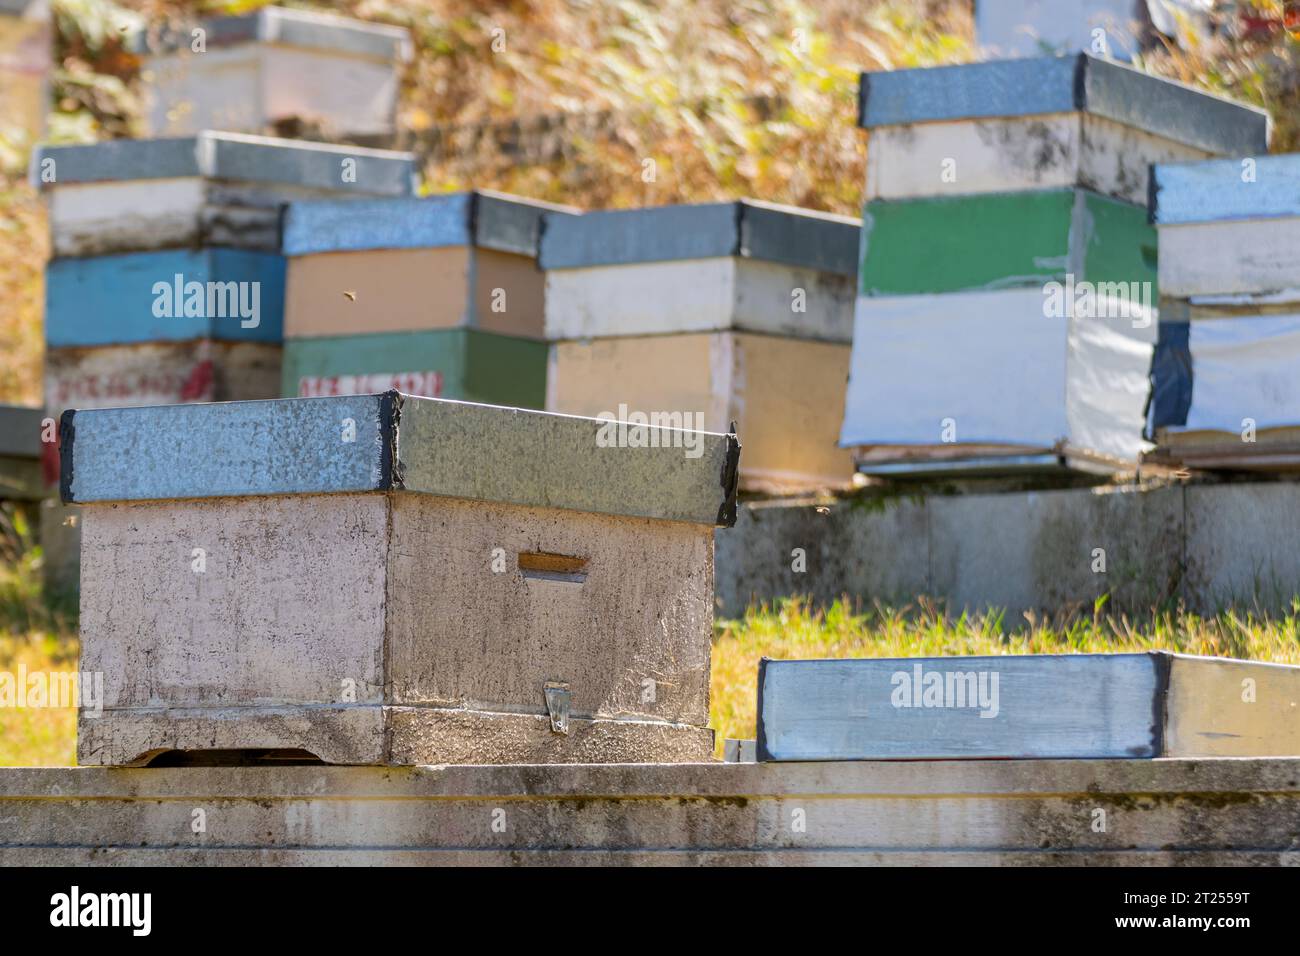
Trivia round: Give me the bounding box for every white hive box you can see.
[132,5,413,138]
[1147,154,1300,470]
[541,200,859,493]
[64,392,740,766]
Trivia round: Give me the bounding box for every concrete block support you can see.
[3,759,1300,864]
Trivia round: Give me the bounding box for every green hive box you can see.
[859,188,1156,298]
[282,328,548,408]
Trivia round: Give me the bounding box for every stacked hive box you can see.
[131,5,412,139]
[0,0,50,152]
[542,200,859,493]
[1147,155,1300,470]
[63,391,740,766]
[280,191,576,406]
[36,132,415,597]
[758,652,1300,760]
[839,54,1269,479]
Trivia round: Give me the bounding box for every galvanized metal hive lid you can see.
[126,5,414,62]
[539,199,861,277]
[32,132,416,196]
[858,53,1270,156]
[0,405,44,459]
[1151,153,1300,225]
[59,391,741,527]
[282,190,581,257]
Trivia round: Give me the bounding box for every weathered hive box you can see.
[842,56,1269,478]
[541,200,858,493]
[1147,154,1300,470]
[0,0,50,151]
[64,392,740,766]
[0,404,47,503]
[279,191,576,405]
[131,5,412,138]
[758,652,1300,761]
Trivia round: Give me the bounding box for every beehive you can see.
[541,200,859,493]
[841,54,1270,478]
[131,5,412,139]
[64,392,740,766]
[0,404,46,504]
[279,191,575,405]
[759,652,1300,760]
[1147,154,1300,470]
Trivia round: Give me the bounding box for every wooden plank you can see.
[859,54,1268,155]
[1157,218,1300,298]
[45,248,286,347]
[757,653,1163,760]
[1152,154,1300,225]
[865,113,1210,205]
[545,256,854,341]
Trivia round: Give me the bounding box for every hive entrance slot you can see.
[144,748,326,767]
[518,551,589,584]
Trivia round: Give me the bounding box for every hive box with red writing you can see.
[280,191,576,406]
[64,392,739,766]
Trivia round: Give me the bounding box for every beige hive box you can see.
[62,391,739,766]
[541,200,859,494]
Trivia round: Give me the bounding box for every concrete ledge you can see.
[716,482,1300,618]
[3,760,1300,865]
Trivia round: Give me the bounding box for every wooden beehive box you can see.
[64,392,740,766]
[279,191,577,406]
[132,5,412,139]
[1147,154,1300,470]
[541,200,859,493]
[841,54,1270,478]
[758,652,1300,760]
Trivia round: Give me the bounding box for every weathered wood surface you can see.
[5,759,1300,864]
[61,392,740,527]
[281,329,548,409]
[548,331,854,492]
[858,54,1269,155]
[865,112,1211,204]
[1157,218,1300,298]
[545,257,855,341]
[540,199,858,276]
[758,652,1300,761]
[77,491,714,765]
[46,248,286,347]
[758,653,1162,761]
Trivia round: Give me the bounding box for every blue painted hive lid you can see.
[32,132,416,196]
[538,199,860,277]
[59,392,741,528]
[1151,153,1300,225]
[858,53,1269,156]
[282,190,581,257]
